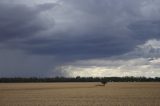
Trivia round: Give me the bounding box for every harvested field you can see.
[0,82,160,106]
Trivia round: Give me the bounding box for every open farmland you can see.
[0,82,160,106]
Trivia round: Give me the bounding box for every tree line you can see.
[0,76,160,83]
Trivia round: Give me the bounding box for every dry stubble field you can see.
[0,82,160,106]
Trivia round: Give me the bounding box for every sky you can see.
[0,0,160,77]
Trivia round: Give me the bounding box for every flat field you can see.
[0,82,160,106]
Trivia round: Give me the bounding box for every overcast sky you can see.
[0,0,160,77]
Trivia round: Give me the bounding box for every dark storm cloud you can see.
[129,20,160,40]
[1,0,160,61]
[0,3,38,41]
[1,0,160,77]
[0,2,55,42]
[37,3,58,12]
[26,36,133,60]
[7,31,134,61]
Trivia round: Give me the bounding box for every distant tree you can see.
[76,76,81,79]
[100,79,108,86]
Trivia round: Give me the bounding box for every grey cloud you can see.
[1,0,160,59]
[1,0,160,77]
[60,40,160,77]
[0,49,62,77]
[0,2,54,42]
[5,0,137,59]
[10,35,134,62]
[129,20,160,40]
[37,3,58,12]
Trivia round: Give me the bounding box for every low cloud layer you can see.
[0,0,160,77]
[60,39,160,77]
